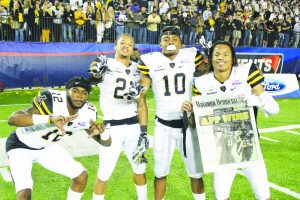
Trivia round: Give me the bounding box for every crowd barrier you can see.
[0,42,299,95]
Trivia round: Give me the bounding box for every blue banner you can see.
[0,42,299,89]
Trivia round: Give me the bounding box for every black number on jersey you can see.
[163,73,186,96]
[86,102,96,111]
[113,78,133,99]
[52,92,63,102]
[41,129,72,142]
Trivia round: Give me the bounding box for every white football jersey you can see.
[16,90,97,149]
[139,47,204,120]
[98,58,141,120]
[195,62,264,96]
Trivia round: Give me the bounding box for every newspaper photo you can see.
[192,92,263,173]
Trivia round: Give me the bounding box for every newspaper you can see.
[192,92,263,173]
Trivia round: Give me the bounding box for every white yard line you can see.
[0,120,7,123]
[260,136,280,142]
[0,167,12,182]
[269,183,300,199]
[237,170,300,199]
[0,103,30,107]
[285,130,300,135]
[259,125,300,134]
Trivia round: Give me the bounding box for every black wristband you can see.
[140,125,147,132]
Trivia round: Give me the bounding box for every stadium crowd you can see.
[0,0,299,47]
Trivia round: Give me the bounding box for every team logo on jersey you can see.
[232,80,242,86]
[35,95,47,106]
[207,89,217,95]
[126,69,131,74]
[236,53,283,73]
[154,65,165,72]
[169,63,175,68]
[262,78,286,92]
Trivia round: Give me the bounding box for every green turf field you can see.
[0,88,300,200]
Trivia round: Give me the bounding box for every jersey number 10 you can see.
[163,73,186,96]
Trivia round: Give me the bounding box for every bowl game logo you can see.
[236,53,283,73]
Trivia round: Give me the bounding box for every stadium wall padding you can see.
[0,41,299,88]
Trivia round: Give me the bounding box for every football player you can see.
[136,26,206,200]
[182,41,279,200]
[88,34,148,200]
[6,76,110,200]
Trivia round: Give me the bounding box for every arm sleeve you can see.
[192,84,201,96]
[137,59,150,78]
[195,49,204,69]
[32,90,53,115]
[247,63,264,88]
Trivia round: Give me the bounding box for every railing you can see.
[0,15,199,44]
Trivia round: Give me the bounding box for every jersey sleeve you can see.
[32,90,53,115]
[195,49,204,69]
[192,84,201,96]
[137,59,150,78]
[247,63,264,88]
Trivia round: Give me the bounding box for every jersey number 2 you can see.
[114,78,133,99]
[163,73,186,96]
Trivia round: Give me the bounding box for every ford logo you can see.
[262,79,286,92]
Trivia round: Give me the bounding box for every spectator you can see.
[204,15,215,43]
[70,0,83,11]
[189,11,198,45]
[85,5,96,42]
[214,12,226,41]
[83,0,95,11]
[125,4,135,36]
[202,6,212,21]
[243,17,252,46]
[52,1,64,42]
[159,0,169,15]
[232,13,243,47]
[293,20,300,47]
[0,5,10,41]
[33,2,41,42]
[62,3,74,42]
[255,15,264,47]
[130,47,140,62]
[133,9,146,43]
[95,6,105,43]
[103,6,115,43]
[74,5,86,42]
[115,7,127,38]
[282,15,292,47]
[160,14,171,29]
[23,1,35,42]
[11,0,24,42]
[40,0,53,42]
[224,14,233,42]
[147,10,160,44]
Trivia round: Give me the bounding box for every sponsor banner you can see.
[236,53,283,74]
[0,42,299,88]
[192,92,263,173]
[263,74,300,98]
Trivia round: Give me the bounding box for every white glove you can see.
[87,55,108,79]
[245,95,263,108]
[124,81,144,101]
